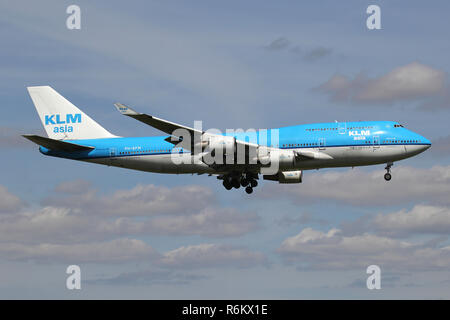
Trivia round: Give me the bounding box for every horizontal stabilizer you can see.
[22,135,94,152]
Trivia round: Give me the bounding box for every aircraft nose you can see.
[418,136,431,153]
[422,137,431,148]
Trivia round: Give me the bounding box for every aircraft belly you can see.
[85,154,215,174]
[294,145,408,170]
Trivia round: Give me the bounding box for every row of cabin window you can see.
[364,140,420,144]
[283,139,421,148]
[385,139,419,144]
[118,149,181,155]
[283,143,318,147]
[306,126,373,132]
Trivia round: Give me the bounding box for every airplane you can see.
[23,86,431,194]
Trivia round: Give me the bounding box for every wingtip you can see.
[114,103,139,115]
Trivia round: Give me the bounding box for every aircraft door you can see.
[338,122,346,134]
[109,147,117,163]
[319,138,326,150]
[373,136,380,150]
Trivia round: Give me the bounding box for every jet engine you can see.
[263,170,303,183]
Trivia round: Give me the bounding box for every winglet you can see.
[114,103,140,116]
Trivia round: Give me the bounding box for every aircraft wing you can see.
[113,103,332,163]
[114,103,203,138]
[114,103,259,152]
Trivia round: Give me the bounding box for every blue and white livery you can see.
[23,86,431,194]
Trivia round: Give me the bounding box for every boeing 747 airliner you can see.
[23,86,431,194]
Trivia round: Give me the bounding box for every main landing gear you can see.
[384,162,393,181]
[221,173,258,194]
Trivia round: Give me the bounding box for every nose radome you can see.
[421,136,431,148]
[419,136,431,153]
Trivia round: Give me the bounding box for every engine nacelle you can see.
[263,170,303,184]
[259,149,296,170]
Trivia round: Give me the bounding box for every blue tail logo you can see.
[45,113,82,125]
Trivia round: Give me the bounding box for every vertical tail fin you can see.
[27,86,116,140]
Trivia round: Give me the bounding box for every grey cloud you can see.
[265,37,290,50]
[373,205,450,237]
[0,205,259,244]
[0,238,160,264]
[316,62,448,106]
[278,227,450,271]
[276,211,328,227]
[95,207,260,238]
[54,180,93,194]
[299,46,333,62]
[265,38,332,61]
[0,183,260,246]
[258,165,450,206]
[87,270,206,286]
[135,207,260,237]
[338,205,450,239]
[0,207,95,244]
[159,243,267,269]
[43,183,216,217]
[0,185,24,213]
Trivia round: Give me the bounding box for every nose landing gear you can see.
[384,162,393,181]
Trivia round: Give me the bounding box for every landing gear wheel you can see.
[232,179,241,189]
[223,180,232,190]
[245,186,253,194]
[241,178,249,187]
[250,179,258,188]
[384,162,393,181]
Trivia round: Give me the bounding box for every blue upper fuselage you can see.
[39,121,431,159]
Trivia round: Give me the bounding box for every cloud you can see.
[135,207,260,237]
[159,243,267,269]
[265,37,333,61]
[44,182,216,217]
[0,185,24,213]
[316,62,449,106]
[0,206,93,244]
[265,37,290,50]
[293,46,333,62]
[278,227,450,271]
[0,188,260,244]
[276,211,328,227]
[259,165,450,206]
[87,269,206,286]
[54,180,92,194]
[373,205,450,237]
[0,238,159,264]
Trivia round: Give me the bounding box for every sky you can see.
[0,0,450,299]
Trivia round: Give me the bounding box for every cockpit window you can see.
[394,124,404,128]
